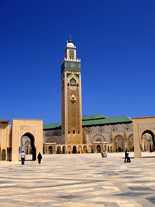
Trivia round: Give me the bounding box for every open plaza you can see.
[0,152,155,206]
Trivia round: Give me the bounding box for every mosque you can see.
[42,37,153,155]
[0,37,155,161]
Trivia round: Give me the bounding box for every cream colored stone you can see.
[133,117,155,158]
[0,119,43,161]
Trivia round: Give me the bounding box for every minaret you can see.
[61,37,82,145]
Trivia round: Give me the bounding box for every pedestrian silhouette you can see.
[37,152,42,164]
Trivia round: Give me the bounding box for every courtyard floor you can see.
[0,152,155,206]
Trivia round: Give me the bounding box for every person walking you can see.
[124,149,128,163]
[21,151,26,165]
[127,151,131,162]
[37,152,42,164]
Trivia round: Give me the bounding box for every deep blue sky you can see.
[1,0,155,125]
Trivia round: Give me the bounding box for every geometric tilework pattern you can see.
[0,152,155,206]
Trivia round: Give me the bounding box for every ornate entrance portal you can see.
[0,119,43,162]
[12,119,43,161]
[133,117,155,158]
[21,133,36,160]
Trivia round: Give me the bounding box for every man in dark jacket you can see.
[37,152,42,164]
[124,149,128,163]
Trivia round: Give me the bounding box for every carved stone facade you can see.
[20,125,37,138]
[43,122,134,154]
[133,117,155,158]
[139,123,155,138]
[0,119,43,161]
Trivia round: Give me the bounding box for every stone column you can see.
[0,120,9,161]
[54,145,56,154]
[111,132,114,152]
[132,118,142,158]
[124,131,128,151]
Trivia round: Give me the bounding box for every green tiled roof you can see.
[82,116,132,127]
[43,115,132,130]
[82,114,109,121]
[43,123,61,130]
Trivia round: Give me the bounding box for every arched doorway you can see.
[73,146,77,153]
[24,140,31,155]
[114,136,124,152]
[67,146,71,154]
[48,146,53,154]
[118,147,121,152]
[11,119,43,162]
[57,146,61,154]
[78,145,82,153]
[83,145,87,153]
[62,146,66,154]
[97,145,101,153]
[142,130,154,152]
[21,133,36,161]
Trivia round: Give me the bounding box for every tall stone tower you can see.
[61,37,82,145]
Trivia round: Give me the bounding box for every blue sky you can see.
[1,0,155,125]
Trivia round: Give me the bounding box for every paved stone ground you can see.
[0,152,155,206]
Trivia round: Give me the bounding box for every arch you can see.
[83,145,87,153]
[96,145,101,153]
[141,130,154,152]
[124,124,131,131]
[132,117,155,158]
[98,127,105,133]
[57,146,61,154]
[47,137,57,143]
[92,134,106,143]
[70,77,76,84]
[86,128,92,134]
[114,135,124,152]
[88,145,92,153]
[111,126,118,132]
[48,146,53,154]
[24,140,31,155]
[8,119,43,162]
[62,146,66,154]
[21,132,36,160]
[73,146,77,153]
[78,145,82,153]
[67,146,71,154]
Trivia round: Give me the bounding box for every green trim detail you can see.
[70,77,76,83]
[74,74,79,78]
[61,61,81,73]
[66,73,72,78]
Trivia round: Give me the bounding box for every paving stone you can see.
[146,196,155,205]
[0,152,155,206]
[95,202,119,207]
[128,187,153,191]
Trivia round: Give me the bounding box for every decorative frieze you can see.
[45,130,61,137]
[19,125,36,138]
[138,123,155,137]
